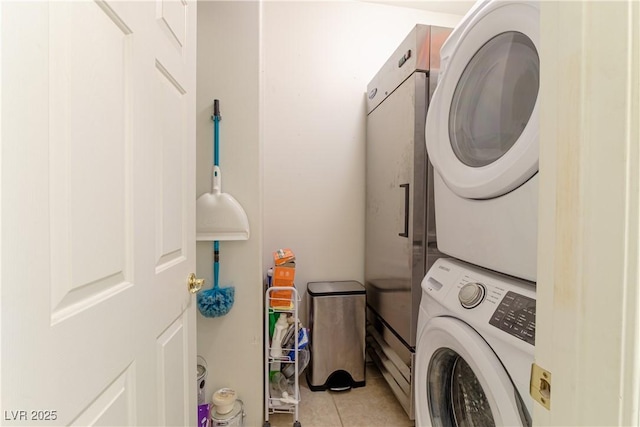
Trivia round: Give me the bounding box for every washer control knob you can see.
[458,283,486,309]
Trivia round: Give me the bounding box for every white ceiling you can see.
[362,0,475,16]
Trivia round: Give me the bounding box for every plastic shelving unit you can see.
[264,286,302,427]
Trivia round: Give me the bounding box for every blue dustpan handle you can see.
[212,100,221,290]
[213,240,220,290]
[213,116,220,167]
[213,100,221,167]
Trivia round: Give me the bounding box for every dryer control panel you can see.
[489,291,536,345]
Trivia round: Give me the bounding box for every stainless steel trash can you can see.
[306,281,366,391]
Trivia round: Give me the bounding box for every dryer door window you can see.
[448,32,539,168]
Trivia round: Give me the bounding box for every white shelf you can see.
[264,287,302,427]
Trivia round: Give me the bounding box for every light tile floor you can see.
[267,363,414,427]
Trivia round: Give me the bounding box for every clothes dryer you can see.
[425,0,540,281]
[415,258,535,426]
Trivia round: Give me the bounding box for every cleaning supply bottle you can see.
[267,268,274,287]
[269,313,289,378]
[267,268,277,338]
[268,309,276,338]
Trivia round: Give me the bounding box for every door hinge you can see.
[530,363,552,410]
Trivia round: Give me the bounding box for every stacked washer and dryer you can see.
[416,1,540,426]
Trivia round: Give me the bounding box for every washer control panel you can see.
[489,291,536,345]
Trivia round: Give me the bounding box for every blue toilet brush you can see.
[197,240,234,317]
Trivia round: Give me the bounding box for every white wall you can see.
[262,1,463,319]
[196,2,263,426]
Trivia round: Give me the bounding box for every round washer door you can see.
[415,317,530,427]
[426,0,540,199]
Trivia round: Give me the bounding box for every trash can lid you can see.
[307,281,365,296]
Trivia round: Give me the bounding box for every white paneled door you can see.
[1,1,197,425]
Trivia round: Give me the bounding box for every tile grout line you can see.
[330,390,345,427]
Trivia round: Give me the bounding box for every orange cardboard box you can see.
[273,266,295,287]
[269,249,296,308]
[269,265,295,308]
[270,287,294,308]
[273,248,296,266]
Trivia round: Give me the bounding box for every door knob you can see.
[188,273,204,294]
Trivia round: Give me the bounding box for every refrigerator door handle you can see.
[399,183,410,237]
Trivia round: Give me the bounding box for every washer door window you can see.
[429,348,496,426]
[425,1,540,199]
[414,317,531,427]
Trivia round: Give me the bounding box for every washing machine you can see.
[415,258,535,427]
[425,0,540,282]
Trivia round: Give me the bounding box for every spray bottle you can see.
[269,313,288,379]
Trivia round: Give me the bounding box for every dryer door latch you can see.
[530,363,552,410]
